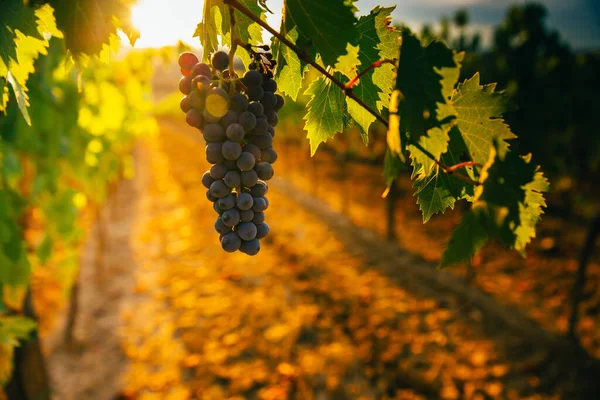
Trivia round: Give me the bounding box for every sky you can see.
[129,0,600,50]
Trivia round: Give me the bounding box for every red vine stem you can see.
[446,161,481,173]
[224,0,480,185]
[345,59,395,89]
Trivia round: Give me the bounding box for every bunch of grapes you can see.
[177,49,283,255]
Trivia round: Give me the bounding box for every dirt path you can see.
[42,119,599,399]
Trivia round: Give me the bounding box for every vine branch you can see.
[224,0,479,185]
[345,59,395,89]
[228,5,238,79]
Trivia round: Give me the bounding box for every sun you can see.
[128,0,205,48]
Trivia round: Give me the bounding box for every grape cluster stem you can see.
[223,0,480,186]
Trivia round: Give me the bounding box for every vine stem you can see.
[345,59,395,89]
[224,0,479,185]
[228,4,237,81]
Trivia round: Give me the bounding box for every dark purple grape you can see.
[220,110,240,128]
[255,223,269,239]
[206,190,218,202]
[203,108,220,124]
[236,152,256,171]
[204,123,226,142]
[274,94,285,111]
[236,222,257,241]
[221,232,242,252]
[206,142,224,163]
[255,162,274,181]
[230,93,249,113]
[222,209,240,227]
[188,91,206,110]
[209,180,231,198]
[261,148,278,164]
[251,118,268,136]
[179,76,192,94]
[250,181,268,197]
[215,218,232,235]
[210,163,228,179]
[247,85,264,102]
[248,101,264,117]
[224,159,238,170]
[241,170,258,187]
[214,202,224,214]
[226,123,245,142]
[251,133,273,149]
[202,171,215,189]
[222,141,242,160]
[243,70,263,87]
[238,112,257,132]
[263,79,277,93]
[186,108,204,128]
[236,193,254,211]
[252,211,265,224]
[266,109,278,126]
[192,75,211,93]
[252,197,267,212]
[180,96,192,113]
[223,170,241,188]
[217,194,236,210]
[240,209,254,222]
[243,144,261,160]
[191,62,212,77]
[261,91,277,110]
[240,238,260,255]
[212,51,230,71]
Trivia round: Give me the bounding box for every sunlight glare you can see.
[129,0,204,48]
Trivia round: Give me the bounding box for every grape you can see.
[206,88,229,119]
[179,52,199,74]
[263,79,277,93]
[267,125,275,137]
[261,148,278,164]
[252,211,265,224]
[274,94,285,112]
[212,51,230,71]
[243,144,261,160]
[230,93,249,112]
[186,109,204,128]
[179,76,192,94]
[209,180,231,198]
[207,189,218,202]
[236,152,256,171]
[248,101,264,117]
[217,194,236,210]
[255,162,274,180]
[222,141,242,160]
[224,159,238,170]
[222,209,240,227]
[202,171,215,188]
[252,118,269,136]
[255,223,270,239]
[221,232,242,252]
[214,202,224,215]
[188,91,206,110]
[226,123,245,142]
[252,197,267,212]
[204,123,226,142]
[236,222,257,241]
[236,193,254,211]
[251,133,273,149]
[206,142,224,163]
[215,218,231,235]
[261,91,277,109]
[220,110,240,128]
[240,209,254,222]
[203,108,220,124]
[180,96,192,113]
[263,197,270,210]
[223,170,241,188]
[241,170,258,187]
[192,75,211,92]
[191,62,212,77]
[247,85,264,102]
[240,238,260,255]
[243,70,263,87]
[210,163,228,179]
[266,109,279,126]
[238,112,257,132]
[250,181,268,197]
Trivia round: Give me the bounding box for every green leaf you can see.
[440,208,488,268]
[335,43,360,79]
[284,0,358,67]
[7,72,31,126]
[50,0,132,56]
[1,0,43,40]
[0,316,36,345]
[37,235,53,265]
[303,73,346,155]
[450,73,517,166]
[0,27,17,68]
[346,97,372,144]
[272,24,308,101]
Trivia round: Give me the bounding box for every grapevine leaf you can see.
[335,43,360,79]
[440,208,488,268]
[450,73,516,166]
[413,167,463,223]
[303,74,346,155]
[0,27,18,67]
[50,0,134,56]
[7,72,31,126]
[0,316,36,346]
[346,97,372,144]
[272,23,309,101]
[284,0,358,67]
[221,0,265,66]
[514,169,549,253]
[1,0,43,40]
[194,2,221,62]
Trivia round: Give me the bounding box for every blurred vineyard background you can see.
[2,1,600,400]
